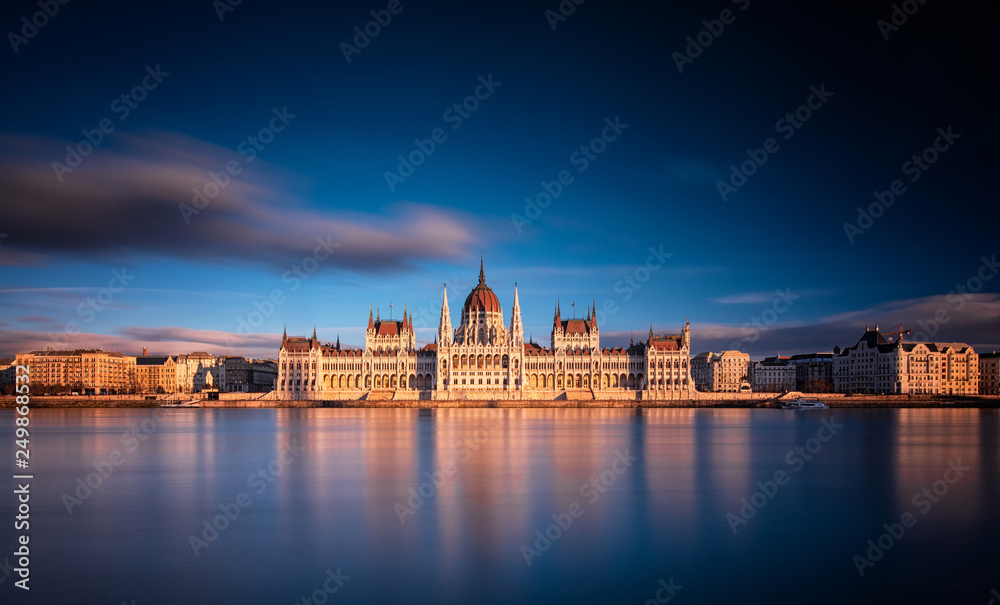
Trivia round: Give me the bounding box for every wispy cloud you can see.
[604,293,1000,357]
[712,288,831,305]
[0,132,479,273]
[711,292,773,304]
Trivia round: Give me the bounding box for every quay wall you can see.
[3,393,998,409]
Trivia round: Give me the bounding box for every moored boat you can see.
[781,397,829,410]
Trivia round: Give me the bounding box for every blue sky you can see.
[1,0,997,359]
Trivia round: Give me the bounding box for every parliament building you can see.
[277,262,695,400]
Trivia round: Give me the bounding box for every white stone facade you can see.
[833,325,979,395]
[751,358,796,393]
[277,263,695,400]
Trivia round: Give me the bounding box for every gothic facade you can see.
[277,262,695,400]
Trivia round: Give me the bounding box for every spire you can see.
[312,326,317,340]
[438,283,452,346]
[510,282,523,347]
[335,335,340,350]
[368,304,374,330]
[630,332,634,346]
[281,326,287,347]
[649,323,654,342]
[479,253,486,285]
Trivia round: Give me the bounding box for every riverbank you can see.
[3,394,998,409]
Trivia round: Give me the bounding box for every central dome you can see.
[463,260,502,313]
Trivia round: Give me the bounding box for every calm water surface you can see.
[1,408,998,604]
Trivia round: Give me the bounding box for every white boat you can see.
[160,400,202,408]
[781,397,829,410]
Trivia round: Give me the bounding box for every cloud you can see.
[711,292,773,304]
[711,288,832,305]
[0,326,281,360]
[0,132,479,272]
[603,293,1000,358]
[5,294,998,363]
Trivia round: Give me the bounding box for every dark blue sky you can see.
[1,0,997,358]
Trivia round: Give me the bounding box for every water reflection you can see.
[2,407,997,604]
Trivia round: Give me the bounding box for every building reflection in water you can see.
[893,408,984,520]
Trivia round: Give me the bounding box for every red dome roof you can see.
[463,259,502,313]
[464,283,502,313]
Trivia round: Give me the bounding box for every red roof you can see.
[464,263,502,313]
[464,283,501,313]
[562,319,590,334]
[650,337,680,351]
[376,321,400,336]
[283,338,312,352]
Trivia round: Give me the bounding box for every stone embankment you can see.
[3,393,997,409]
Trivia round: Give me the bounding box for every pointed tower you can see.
[366,304,375,350]
[438,283,452,346]
[404,303,416,350]
[589,297,600,349]
[281,326,288,349]
[510,282,523,347]
[552,299,563,350]
[335,335,341,350]
[402,304,409,345]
